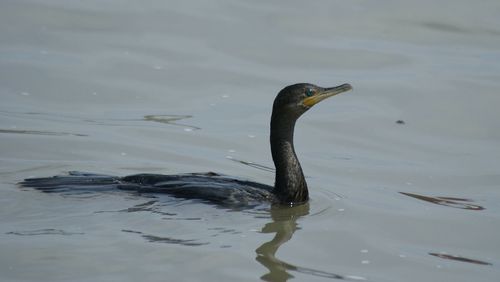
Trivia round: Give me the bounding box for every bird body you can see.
[20,83,352,207]
[22,171,274,208]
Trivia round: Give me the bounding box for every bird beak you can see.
[303,83,352,107]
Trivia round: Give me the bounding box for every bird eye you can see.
[305,89,314,97]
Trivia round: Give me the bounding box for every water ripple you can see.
[6,228,84,236]
[400,192,484,211]
[429,252,492,266]
[0,128,87,137]
[122,229,208,246]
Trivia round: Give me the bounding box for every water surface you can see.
[1,0,500,281]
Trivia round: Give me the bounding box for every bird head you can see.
[272,83,352,119]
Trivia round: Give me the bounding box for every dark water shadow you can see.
[256,204,361,281]
[429,252,492,266]
[400,192,484,211]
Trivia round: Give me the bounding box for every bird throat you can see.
[270,114,309,204]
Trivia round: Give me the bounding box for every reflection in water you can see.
[400,192,484,210]
[256,204,362,281]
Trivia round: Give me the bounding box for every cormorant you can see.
[20,83,352,207]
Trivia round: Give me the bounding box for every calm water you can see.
[1,0,500,281]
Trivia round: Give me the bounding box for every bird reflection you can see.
[256,204,347,281]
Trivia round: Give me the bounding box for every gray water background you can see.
[1,0,500,281]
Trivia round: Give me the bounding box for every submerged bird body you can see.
[20,83,352,207]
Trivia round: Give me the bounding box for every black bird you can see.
[20,83,352,207]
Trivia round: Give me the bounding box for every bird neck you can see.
[270,113,309,204]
